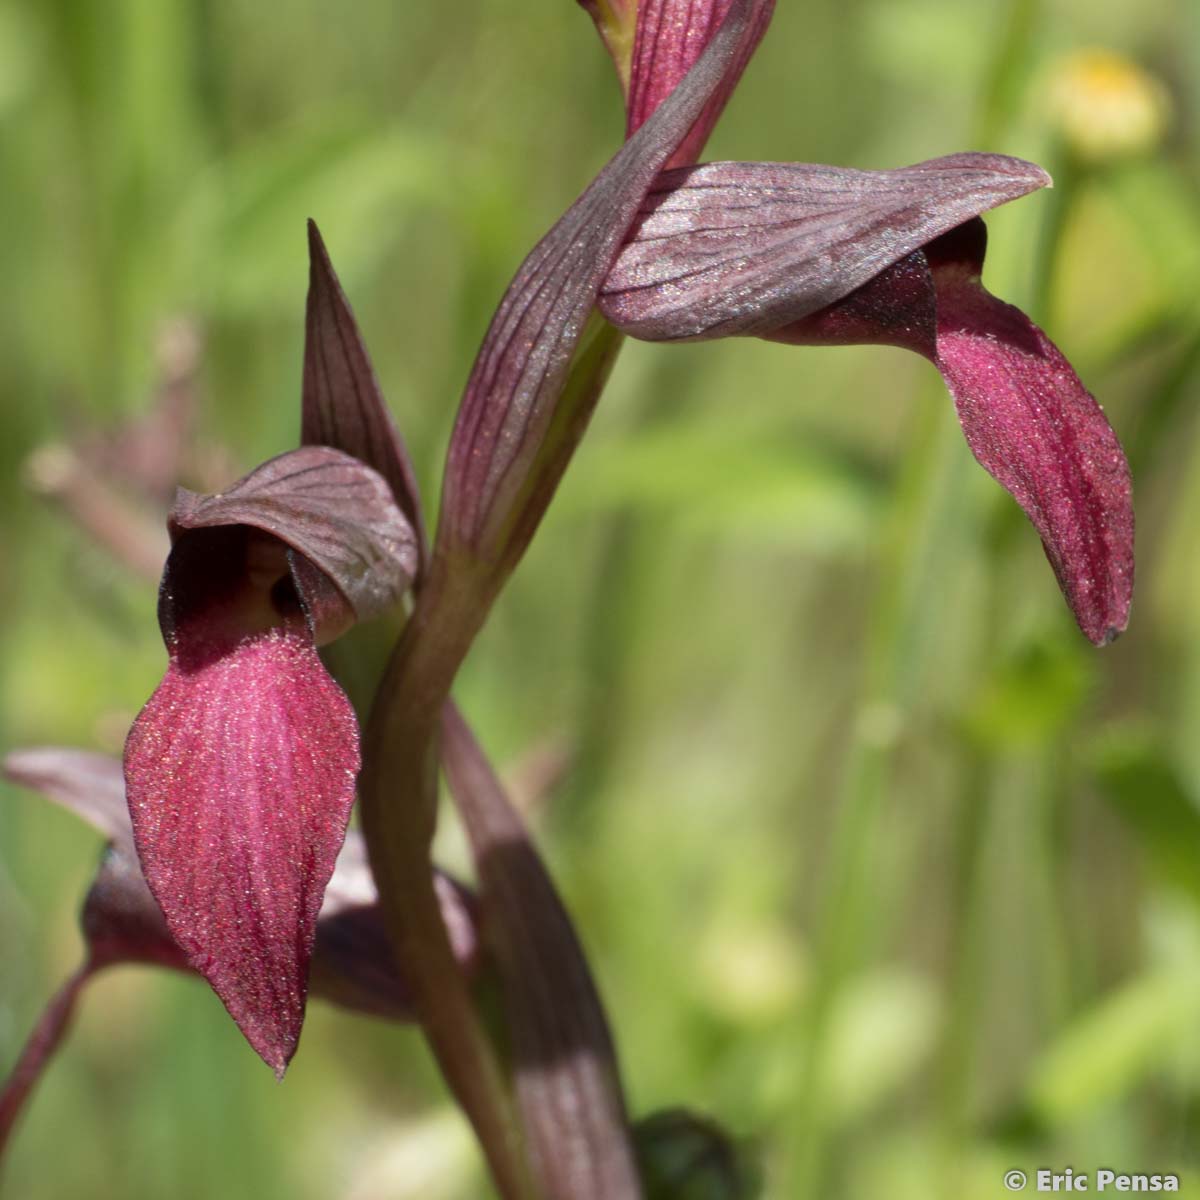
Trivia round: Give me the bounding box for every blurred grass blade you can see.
[1091,734,1200,910]
[1028,968,1200,1124]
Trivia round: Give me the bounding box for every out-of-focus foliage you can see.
[1,0,1198,1197]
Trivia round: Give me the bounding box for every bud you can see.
[634,1109,761,1199]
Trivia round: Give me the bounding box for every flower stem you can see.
[0,963,94,1161]
[360,567,536,1200]
[360,318,627,1200]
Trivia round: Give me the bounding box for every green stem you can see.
[359,318,627,1200]
[360,567,535,1200]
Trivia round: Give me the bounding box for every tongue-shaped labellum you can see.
[928,252,1133,644]
[124,529,360,1074]
[770,223,1132,644]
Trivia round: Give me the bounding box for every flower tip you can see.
[1064,558,1133,650]
[991,153,1053,194]
[948,152,1052,197]
[1090,612,1128,648]
[221,991,301,1078]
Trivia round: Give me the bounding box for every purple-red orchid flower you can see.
[468,0,1133,648]
[122,388,418,1075]
[598,158,1133,643]
[577,0,1132,645]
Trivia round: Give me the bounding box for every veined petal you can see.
[627,0,774,166]
[171,446,417,625]
[599,153,1050,340]
[124,624,360,1073]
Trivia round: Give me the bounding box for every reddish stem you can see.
[0,962,96,1159]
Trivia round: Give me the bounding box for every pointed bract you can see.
[302,221,429,573]
[442,706,641,1200]
[440,0,772,560]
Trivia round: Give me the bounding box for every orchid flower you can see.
[117,283,419,1074]
[576,1,1133,645]
[598,161,1133,643]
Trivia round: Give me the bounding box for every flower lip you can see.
[764,217,1133,647]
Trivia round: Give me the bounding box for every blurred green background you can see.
[2,0,1199,1197]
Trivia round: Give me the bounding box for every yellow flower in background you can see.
[1045,48,1171,161]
